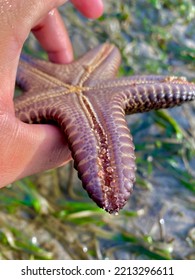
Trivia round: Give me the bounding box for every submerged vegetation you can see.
[0,0,195,259]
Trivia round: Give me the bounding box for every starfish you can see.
[15,43,195,214]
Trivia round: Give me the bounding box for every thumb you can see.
[0,112,71,187]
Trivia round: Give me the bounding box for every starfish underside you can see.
[15,43,195,213]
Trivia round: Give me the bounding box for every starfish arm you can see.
[120,77,195,114]
[89,75,195,90]
[88,76,195,112]
[62,102,135,213]
[61,94,136,213]
[77,89,137,213]
[16,55,67,93]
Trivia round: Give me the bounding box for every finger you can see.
[32,8,74,64]
[17,123,72,181]
[71,0,104,18]
[0,115,71,187]
[0,1,69,94]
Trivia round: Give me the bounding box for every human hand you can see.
[0,0,103,187]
